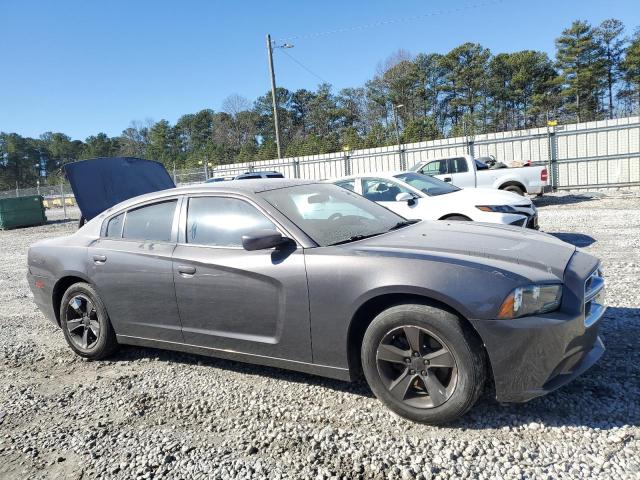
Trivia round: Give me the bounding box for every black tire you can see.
[361,303,486,424]
[444,215,471,221]
[502,185,525,196]
[60,282,118,359]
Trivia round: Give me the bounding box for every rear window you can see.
[122,200,177,242]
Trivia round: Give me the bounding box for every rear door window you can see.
[449,157,469,173]
[122,200,177,242]
[335,179,356,192]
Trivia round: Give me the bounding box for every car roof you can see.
[179,178,314,193]
[97,178,320,219]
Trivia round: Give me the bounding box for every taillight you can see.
[541,168,548,182]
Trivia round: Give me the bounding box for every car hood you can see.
[441,187,531,206]
[64,157,175,221]
[349,221,574,279]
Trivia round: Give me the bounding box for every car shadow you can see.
[109,306,638,430]
[547,232,597,247]
[533,193,600,207]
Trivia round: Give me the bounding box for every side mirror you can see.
[396,192,416,206]
[242,229,290,251]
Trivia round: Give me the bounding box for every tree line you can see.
[1,19,639,190]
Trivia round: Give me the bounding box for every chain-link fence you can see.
[0,183,74,199]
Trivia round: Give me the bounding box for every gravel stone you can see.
[0,197,639,479]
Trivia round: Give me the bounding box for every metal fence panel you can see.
[167,115,639,190]
[3,117,639,199]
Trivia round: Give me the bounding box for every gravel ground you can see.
[1,194,639,480]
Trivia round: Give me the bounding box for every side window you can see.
[105,212,124,238]
[362,178,412,202]
[187,196,276,247]
[335,180,356,192]
[420,160,448,176]
[449,157,469,173]
[122,200,177,242]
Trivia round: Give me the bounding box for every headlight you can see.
[476,205,518,213]
[497,284,562,319]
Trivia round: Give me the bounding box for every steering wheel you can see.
[328,212,343,221]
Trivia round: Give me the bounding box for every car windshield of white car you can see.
[259,184,408,247]
[394,172,460,196]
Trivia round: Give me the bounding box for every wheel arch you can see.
[438,213,472,221]
[52,274,91,326]
[498,180,526,194]
[346,292,489,380]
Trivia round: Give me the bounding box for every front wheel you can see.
[361,304,486,424]
[60,282,118,359]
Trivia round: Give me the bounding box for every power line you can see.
[278,0,508,42]
[277,48,330,84]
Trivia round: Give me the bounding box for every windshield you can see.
[259,183,408,247]
[394,172,460,196]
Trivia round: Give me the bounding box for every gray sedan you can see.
[27,180,606,424]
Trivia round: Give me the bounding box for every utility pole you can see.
[392,104,405,170]
[266,34,282,159]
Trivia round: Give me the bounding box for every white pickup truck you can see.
[410,155,550,196]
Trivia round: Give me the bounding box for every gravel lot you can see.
[1,194,639,479]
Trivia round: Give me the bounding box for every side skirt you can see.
[116,334,353,382]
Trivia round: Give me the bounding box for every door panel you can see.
[172,194,311,362]
[88,239,183,342]
[447,157,476,188]
[173,245,311,361]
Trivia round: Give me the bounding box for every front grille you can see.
[584,267,605,327]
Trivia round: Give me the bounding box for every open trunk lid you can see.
[63,157,175,221]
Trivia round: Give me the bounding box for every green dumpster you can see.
[0,195,47,230]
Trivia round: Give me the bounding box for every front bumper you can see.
[470,250,606,403]
[508,212,539,229]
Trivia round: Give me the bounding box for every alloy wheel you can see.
[376,325,458,409]
[65,294,100,350]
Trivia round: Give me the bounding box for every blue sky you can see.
[1,0,639,140]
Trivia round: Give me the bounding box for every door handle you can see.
[92,254,107,264]
[443,177,452,182]
[177,265,196,276]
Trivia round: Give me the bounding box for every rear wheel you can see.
[361,304,486,424]
[444,215,471,221]
[60,282,118,359]
[502,184,525,196]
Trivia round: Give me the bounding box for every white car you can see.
[332,171,538,228]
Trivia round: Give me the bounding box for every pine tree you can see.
[555,20,606,122]
[621,30,640,113]
[595,19,626,119]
